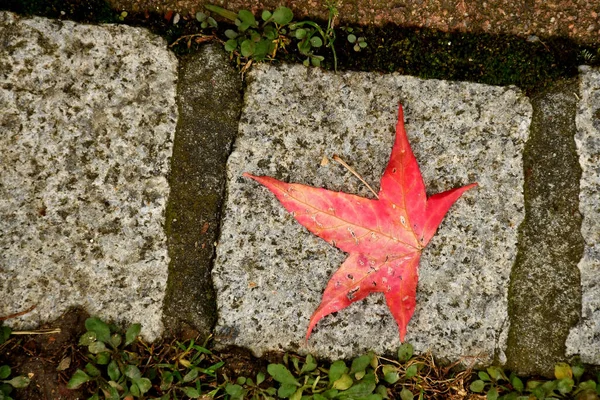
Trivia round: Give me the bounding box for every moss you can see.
[161,49,242,339]
[505,78,584,377]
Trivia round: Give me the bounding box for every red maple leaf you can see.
[244,104,477,341]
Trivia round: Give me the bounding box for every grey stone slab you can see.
[214,64,531,362]
[566,67,600,364]
[162,46,242,339]
[0,12,177,340]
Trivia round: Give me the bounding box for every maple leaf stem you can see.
[332,155,379,199]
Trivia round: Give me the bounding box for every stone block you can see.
[566,67,600,364]
[213,64,531,362]
[0,12,177,340]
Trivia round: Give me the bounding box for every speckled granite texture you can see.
[0,12,177,340]
[566,67,600,364]
[213,64,531,362]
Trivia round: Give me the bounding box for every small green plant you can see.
[195,12,218,30]
[61,317,600,400]
[216,343,429,400]
[0,364,30,400]
[205,4,338,69]
[342,27,368,52]
[0,325,10,346]
[67,318,150,398]
[231,352,388,400]
[67,317,224,399]
[219,372,275,399]
[0,324,30,399]
[154,338,224,399]
[579,48,597,64]
[469,362,600,400]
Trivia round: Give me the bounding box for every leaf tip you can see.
[305,322,315,342]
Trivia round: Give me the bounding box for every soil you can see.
[0,308,89,400]
[0,308,272,400]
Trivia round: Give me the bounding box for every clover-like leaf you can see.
[240,39,255,57]
[125,323,141,346]
[300,354,317,374]
[350,355,371,375]
[85,318,111,343]
[124,364,142,380]
[398,343,413,362]
[262,10,272,21]
[182,386,201,398]
[400,388,414,400]
[487,387,499,400]
[329,360,348,382]
[470,380,485,393]
[382,365,399,384]
[0,366,10,380]
[333,374,353,390]
[268,364,299,386]
[510,374,524,392]
[67,369,92,389]
[107,360,120,381]
[6,376,30,389]
[135,377,152,394]
[272,7,293,25]
[555,363,573,380]
[79,331,97,346]
[88,341,107,354]
[310,36,323,47]
[238,10,255,24]
[405,365,418,378]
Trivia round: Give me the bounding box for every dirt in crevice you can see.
[505,78,585,377]
[161,48,243,340]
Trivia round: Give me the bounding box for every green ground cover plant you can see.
[0,326,30,400]
[2,315,600,399]
[171,2,367,71]
[52,318,600,400]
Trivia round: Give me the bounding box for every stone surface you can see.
[505,79,583,377]
[162,45,242,338]
[0,12,177,340]
[214,64,531,362]
[566,67,600,364]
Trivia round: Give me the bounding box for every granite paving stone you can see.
[213,64,531,362]
[0,12,177,340]
[566,66,600,364]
